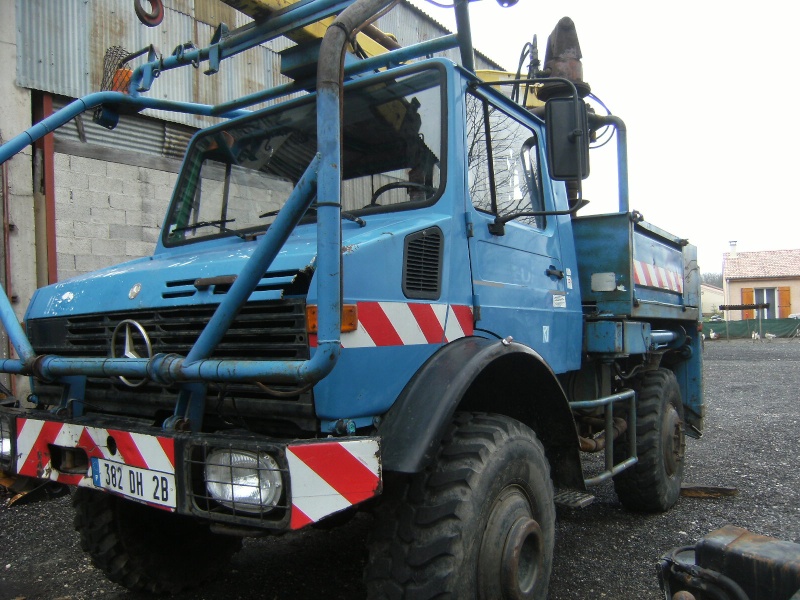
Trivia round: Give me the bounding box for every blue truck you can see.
[0,0,702,597]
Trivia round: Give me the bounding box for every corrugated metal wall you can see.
[17,0,501,129]
[374,3,502,70]
[52,99,195,159]
[17,0,295,128]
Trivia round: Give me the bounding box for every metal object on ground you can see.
[680,484,739,498]
[1,472,69,507]
[659,525,800,600]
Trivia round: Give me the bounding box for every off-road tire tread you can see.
[365,412,554,599]
[73,488,241,594]
[613,368,685,512]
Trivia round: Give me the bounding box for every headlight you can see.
[0,416,13,468]
[205,449,283,514]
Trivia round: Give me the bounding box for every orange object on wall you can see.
[111,68,133,93]
[741,288,755,320]
[778,286,791,318]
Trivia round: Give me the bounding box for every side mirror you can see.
[545,97,590,181]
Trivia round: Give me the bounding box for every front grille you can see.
[29,300,309,359]
[27,300,316,434]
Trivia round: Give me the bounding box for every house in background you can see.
[700,284,724,316]
[722,245,800,320]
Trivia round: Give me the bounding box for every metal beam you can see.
[220,0,395,57]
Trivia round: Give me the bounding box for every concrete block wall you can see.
[1,0,35,395]
[54,154,176,281]
[0,0,35,316]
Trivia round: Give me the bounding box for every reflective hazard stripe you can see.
[286,439,381,530]
[633,260,683,293]
[310,302,474,348]
[15,418,175,487]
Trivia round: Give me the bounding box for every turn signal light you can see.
[305,304,358,334]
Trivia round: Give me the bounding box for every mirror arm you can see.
[487,198,590,236]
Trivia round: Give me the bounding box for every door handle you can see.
[546,266,564,279]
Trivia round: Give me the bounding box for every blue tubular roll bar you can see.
[0,32,460,165]
[0,0,433,388]
[588,113,629,213]
[0,93,251,165]
[128,0,359,93]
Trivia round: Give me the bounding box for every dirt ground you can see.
[1,339,799,599]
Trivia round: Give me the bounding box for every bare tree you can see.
[702,273,723,288]
[465,94,543,228]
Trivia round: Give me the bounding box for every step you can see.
[554,488,595,508]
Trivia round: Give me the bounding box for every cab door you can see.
[464,92,576,373]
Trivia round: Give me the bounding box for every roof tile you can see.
[723,249,800,279]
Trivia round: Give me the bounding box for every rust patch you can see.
[35,450,52,479]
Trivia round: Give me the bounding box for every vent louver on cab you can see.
[403,227,443,300]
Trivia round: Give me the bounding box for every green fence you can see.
[702,318,800,339]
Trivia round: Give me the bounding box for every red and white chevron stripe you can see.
[311,302,474,348]
[15,418,175,489]
[286,438,381,529]
[632,260,683,293]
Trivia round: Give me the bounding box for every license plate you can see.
[91,457,176,509]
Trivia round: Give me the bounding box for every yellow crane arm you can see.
[220,0,398,57]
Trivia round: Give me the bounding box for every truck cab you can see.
[0,2,702,597]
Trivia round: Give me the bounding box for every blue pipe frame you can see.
[0,33,459,166]
[0,0,456,390]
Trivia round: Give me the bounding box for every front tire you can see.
[365,412,555,599]
[73,489,241,594]
[613,368,686,512]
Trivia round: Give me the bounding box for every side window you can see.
[466,94,545,229]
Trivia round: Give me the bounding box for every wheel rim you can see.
[662,404,685,477]
[479,486,544,599]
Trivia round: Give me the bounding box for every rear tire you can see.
[613,368,686,512]
[73,489,241,594]
[365,412,555,599]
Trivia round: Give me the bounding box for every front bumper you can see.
[0,409,381,531]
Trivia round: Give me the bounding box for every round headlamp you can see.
[205,449,283,514]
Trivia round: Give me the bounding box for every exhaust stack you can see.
[538,17,591,101]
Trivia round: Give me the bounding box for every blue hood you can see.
[27,227,320,319]
[27,212,448,319]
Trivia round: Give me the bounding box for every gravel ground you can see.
[1,339,799,600]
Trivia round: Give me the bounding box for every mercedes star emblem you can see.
[110,319,153,388]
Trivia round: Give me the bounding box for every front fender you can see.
[378,336,584,489]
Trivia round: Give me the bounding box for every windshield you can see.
[164,68,444,245]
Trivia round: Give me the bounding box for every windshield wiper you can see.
[259,206,366,227]
[171,218,247,240]
[172,218,235,234]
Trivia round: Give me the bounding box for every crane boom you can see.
[220,0,398,56]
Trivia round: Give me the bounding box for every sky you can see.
[407,0,800,273]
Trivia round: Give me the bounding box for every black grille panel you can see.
[403,227,443,299]
[28,300,309,359]
[27,300,315,434]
